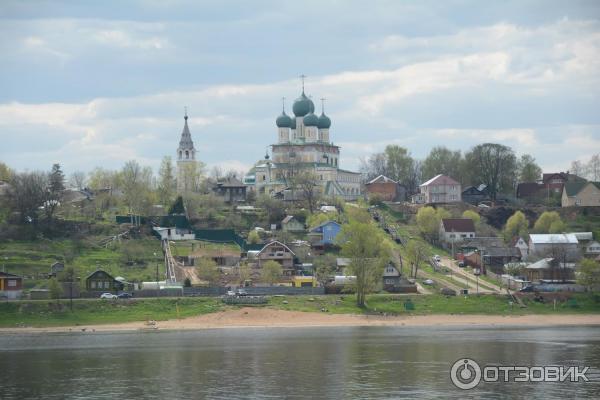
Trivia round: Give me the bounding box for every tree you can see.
[178,160,204,194]
[121,160,153,221]
[196,258,221,286]
[313,254,337,286]
[405,240,428,279]
[247,230,261,244]
[416,206,449,242]
[570,160,585,178]
[422,147,463,183]
[0,161,12,181]
[238,262,252,284]
[261,260,283,286]
[384,145,417,192]
[48,278,62,304]
[291,170,321,213]
[168,196,185,215]
[462,210,481,228]
[577,259,600,292]
[338,221,390,307]
[517,154,542,182]
[256,194,285,224]
[69,171,86,190]
[7,171,48,224]
[44,163,65,222]
[586,154,600,181]
[533,211,564,233]
[503,211,529,242]
[464,143,517,200]
[157,156,176,207]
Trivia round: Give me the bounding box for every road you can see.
[439,256,504,294]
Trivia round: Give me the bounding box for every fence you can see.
[183,286,325,297]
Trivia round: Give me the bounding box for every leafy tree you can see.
[533,211,564,233]
[384,145,418,192]
[306,212,333,229]
[196,258,220,286]
[462,210,481,227]
[121,160,153,220]
[256,194,285,224]
[157,156,176,207]
[247,230,261,244]
[577,259,600,292]
[44,163,65,222]
[0,161,13,181]
[48,278,62,304]
[416,206,449,241]
[178,160,205,194]
[261,260,282,286]
[503,210,529,242]
[517,154,542,182]
[7,171,47,224]
[405,240,429,279]
[422,146,463,183]
[464,143,517,200]
[313,254,337,286]
[238,262,252,284]
[338,221,390,307]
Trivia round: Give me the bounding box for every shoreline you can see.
[1,308,600,334]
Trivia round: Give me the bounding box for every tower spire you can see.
[320,97,326,114]
[184,106,188,121]
[282,97,286,113]
[299,74,306,93]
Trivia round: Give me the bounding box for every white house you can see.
[528,234,581,261]
[584,240,600,258]
[419,174,461,204]
[153,227,196,241]
[439,218,476,247]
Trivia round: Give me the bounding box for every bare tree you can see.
[464,143,517,201]
[291,170,321,213]
[69,171,87,190]
[7,171,48,224]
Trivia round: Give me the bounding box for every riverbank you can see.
[1,307,600,333]
[1,294,599,330]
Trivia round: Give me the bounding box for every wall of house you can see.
[366,182,398,201]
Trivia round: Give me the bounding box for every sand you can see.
[1,308,600,334]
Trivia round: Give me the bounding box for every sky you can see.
[1,0,599,177]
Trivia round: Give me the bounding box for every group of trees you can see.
[502,210,568,242]
[361,143,543,200]
[570,153,600,181]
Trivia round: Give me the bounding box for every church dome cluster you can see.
[276,88,331,131]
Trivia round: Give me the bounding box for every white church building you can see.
[244,85,362,200]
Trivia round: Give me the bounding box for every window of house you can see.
[91,281,96,289]
[385,279,394,284]
[104,281,110,289]
[8,280,16,287]
[461,234,467,238]
[450,234,456,238]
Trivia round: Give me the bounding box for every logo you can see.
[450,359,592,390]
[450,358,482,390]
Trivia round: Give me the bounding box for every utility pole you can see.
[154,252,159,298]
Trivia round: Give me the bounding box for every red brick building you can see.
[365,175,406,202]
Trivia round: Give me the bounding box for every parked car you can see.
[423,279,435,286]
[117,292,132,299]
[226,290,236,296]
[100,293,118,299]
[519,285,535,293]
[236,289,248,296]
[440,288,457,296]
[458,261,465,268]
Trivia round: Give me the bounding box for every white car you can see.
[100,293,118,299]
[423,279,435,286]
[226,290,236,296]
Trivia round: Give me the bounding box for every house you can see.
[0,272,23,299]
[85,270,123,292]
[513,237,530,260]
[525,258,575,282]
[411,193,425,204]
[439,218,475,247]
[562,181,600,207]
[516,182,544,203]
[211,177,247,203]
[308,221,342,248]
[419,174,461,204]
[281,215,305,232]
[543,172,585,194]
[153,226,196,241]
[462,185,490,205]
[256,241,296,275]
[365,175,407,202]
[584,241,600,258]
[481,247,522,270]
[528,234,581,261]
[50,261,65,277]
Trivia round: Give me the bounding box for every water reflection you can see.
[1,326,600,399]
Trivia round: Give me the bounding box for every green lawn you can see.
[1,293,598,328]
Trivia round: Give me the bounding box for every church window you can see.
[185,150,189,159]
[179,151,182,159]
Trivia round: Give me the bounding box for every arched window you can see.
[179,151,182,159]
[185,150,189,159]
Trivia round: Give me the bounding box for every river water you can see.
[1,326,600,399]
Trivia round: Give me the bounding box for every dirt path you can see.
[440,256,503,293]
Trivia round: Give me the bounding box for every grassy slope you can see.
[1,294,599,328]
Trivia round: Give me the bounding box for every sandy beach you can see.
[1,308,600,334]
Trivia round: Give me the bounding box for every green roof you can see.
[564,181,600,196]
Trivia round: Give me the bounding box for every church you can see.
[243,85,362,200]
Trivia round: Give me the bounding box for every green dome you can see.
[276,111,292,128]
[290,117,296,129]
[317,113,331,129]
[303,112,319,127]
[293,92,315,117]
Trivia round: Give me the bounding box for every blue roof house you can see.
[309,221,342,246]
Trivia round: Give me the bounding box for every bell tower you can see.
[177,108,197,193]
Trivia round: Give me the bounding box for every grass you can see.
[2,293,598,328]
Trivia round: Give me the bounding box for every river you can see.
[1,326,600,399]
